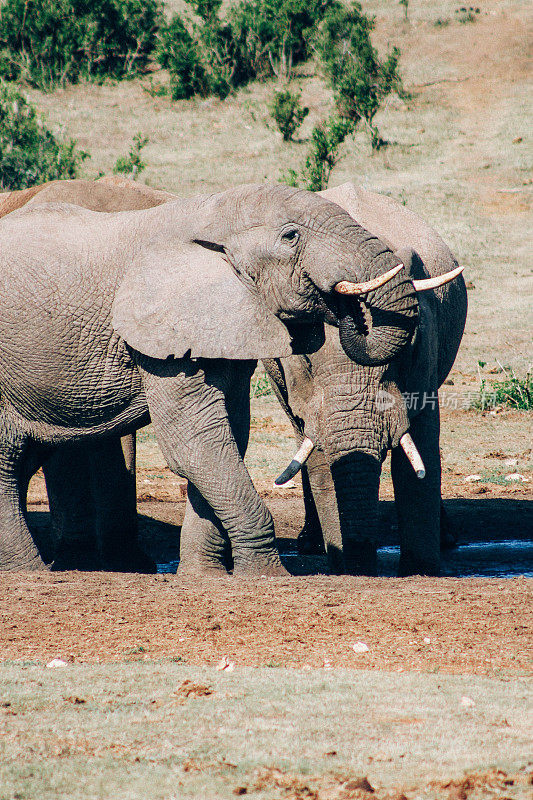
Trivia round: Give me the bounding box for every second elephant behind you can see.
[264,183,467,576]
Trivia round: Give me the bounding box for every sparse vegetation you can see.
[270,89,309,141]
[0,82,88,190]
[455,6,480,24]
[112,132,149,178]
[283,115,354,190]
[282,1,405,189]
[314,2,406,150]
[250,371,273,398]
[399,0,409,21]
[473,368,532,411]
[0,0,162,91]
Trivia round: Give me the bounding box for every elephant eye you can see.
[281,228,300,245]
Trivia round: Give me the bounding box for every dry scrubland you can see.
[3,1,533,798]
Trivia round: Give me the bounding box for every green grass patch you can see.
[250,371,273,398]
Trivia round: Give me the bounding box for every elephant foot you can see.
[0,552,49,571]
[52,541,101,572]
[398,552,440,577]
[297,524,326,556]
[343,541,378,576]
[177,560,230,577]
[232,554,289,577]
[102,544,157,574]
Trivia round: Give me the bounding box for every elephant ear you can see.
[112,240,324,360]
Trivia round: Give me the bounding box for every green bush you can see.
[283,115,354,190]
[157,14,208,100]
[473,369,532,412]
[157,0,251,100]
[0,82,88,190]
[0,0,162,91]
[112,132,149,179]
[314,1,406,150]
[228,0,338,81]
[270,89,308,141]
[158,0,339,101]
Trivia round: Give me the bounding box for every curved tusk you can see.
[335,263,404,295]
[399,432,426,479]
[274,437,315,487]
[413,265,464,291]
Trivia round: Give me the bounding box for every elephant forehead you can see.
[221,183,360,232]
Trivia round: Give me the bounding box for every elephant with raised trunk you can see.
[265,183,467,576]
[0,183,419,574]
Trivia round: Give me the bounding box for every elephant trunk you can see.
[329,452,382,575]
[337,265,419,366]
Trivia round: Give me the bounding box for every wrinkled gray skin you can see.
[264,184,467,576]
[0,177,176,572]
[0,183,418,574]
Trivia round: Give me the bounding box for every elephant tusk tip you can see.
[274,460,301,486]
[412,265,464,291]
[274,437,315,486]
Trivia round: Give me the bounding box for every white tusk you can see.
[335,263,404,295]
[399,432,426,479]
[274,437,315,487]
[413,265,464,291]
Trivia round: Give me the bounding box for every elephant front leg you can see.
[137,356,287,577]
[391,403,441,576]
[44,444,100,571]
[178,488,232,574]
[0,419,46,571]
[296,463,326,556]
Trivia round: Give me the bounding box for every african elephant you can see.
[0,177,176,571]
[264,183,467,576]
[0,182,420,574]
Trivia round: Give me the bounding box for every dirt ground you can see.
[13,398,532,674]
[1,570,530,674]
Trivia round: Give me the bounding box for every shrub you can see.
[314,1,406,150]
[455,6,480,24]
[157,0,251,100]
[0,82,88,190]
[283,115,354,190]
[473,369,532,412]
[399,0,409,20]
[0,0,162,91]
[228,0,338,80]
[112,132,149,179]
[270,89,308,141]
[156,14,208,100]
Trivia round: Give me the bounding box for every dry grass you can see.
[1,662,532,799]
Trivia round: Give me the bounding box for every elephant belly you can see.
[0,307,144,433]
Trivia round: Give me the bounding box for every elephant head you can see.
[112,184,420,366]
[265,183,467,576]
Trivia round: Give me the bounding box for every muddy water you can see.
[158,540,533,578]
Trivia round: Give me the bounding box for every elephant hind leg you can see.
[0,417,46,571]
